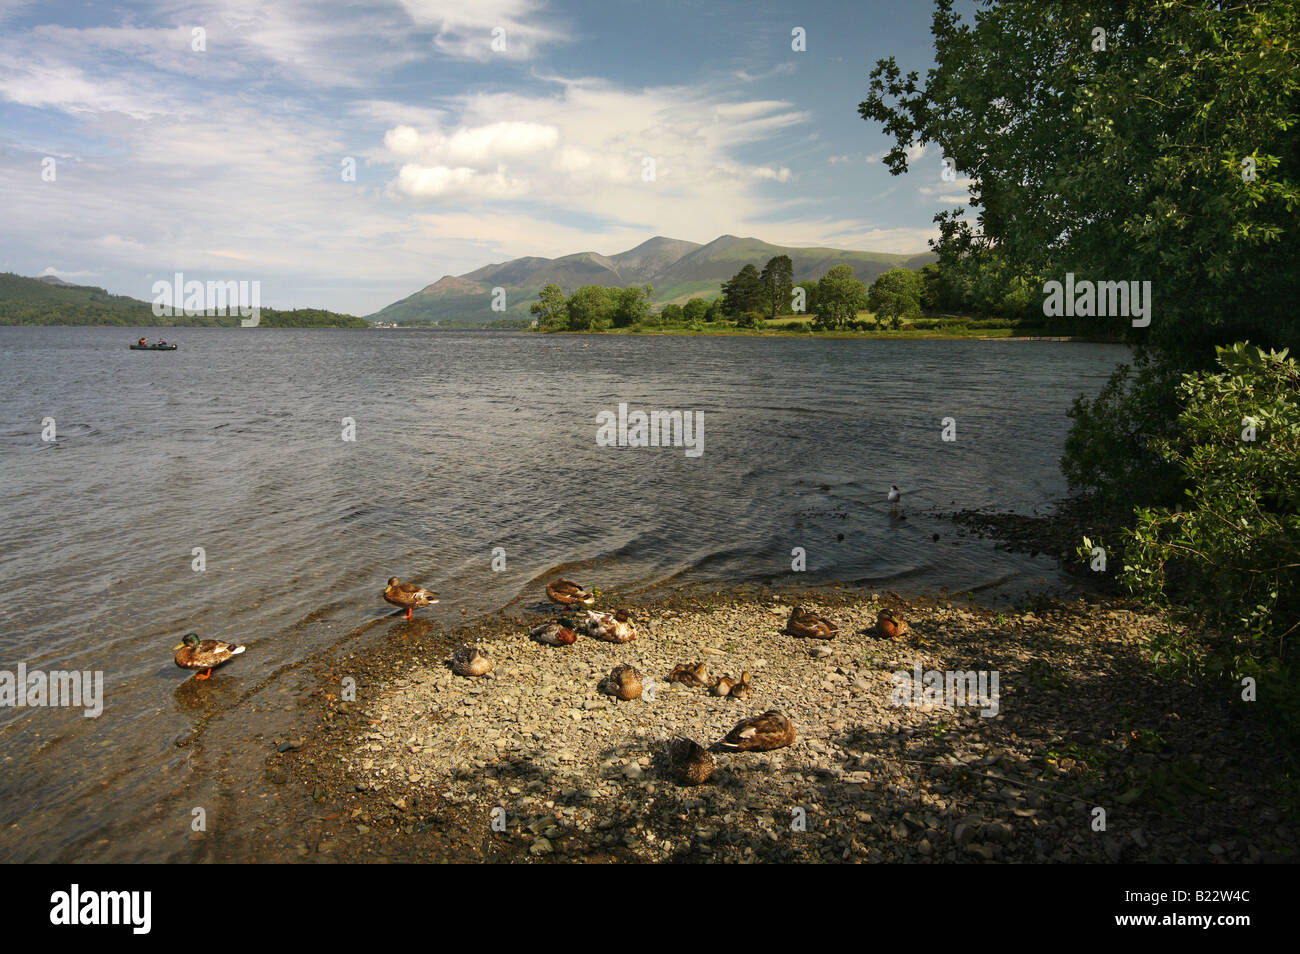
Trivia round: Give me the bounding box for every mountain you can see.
[367,235,936,326]
[0,272,367,327]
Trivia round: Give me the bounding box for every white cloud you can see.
[397,0,568,61]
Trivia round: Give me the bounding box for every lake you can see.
[0,326,1126,860]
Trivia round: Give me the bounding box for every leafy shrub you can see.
[1084,344,1300,680]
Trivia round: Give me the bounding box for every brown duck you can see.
[785,606,838,639]
[714,710,796,752]
[875,608,909,639]
[599,664,643,701]
[667,662,712,688]
[451,645,493,677]
[383,577,439,619]
[173,633,245,680]
[546,578,594,606]
[668,737,715,786]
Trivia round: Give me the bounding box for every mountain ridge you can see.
[368,234,936,325]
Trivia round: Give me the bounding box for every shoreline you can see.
[260,582,1291,864]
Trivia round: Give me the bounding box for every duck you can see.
[451,645,493,677]
[583,608,636,643]
[667,661,712,687]
[668,737,715,786]
[888,485,902,507]
[546,578,594,607]
[875,608,909,639]
[383,577,439,619]
[173,633,245,680]
[785,605,838,639]
[599,664,643,701]
[529,617,578,646]
[729,671,753,701]
[711,674,737,697]
[713,710,796,752]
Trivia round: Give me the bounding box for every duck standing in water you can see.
[383,577,439,619]
[584,609,636,643]
[888,485,902,509]
[546,578,594,607]
[173,633,245,680]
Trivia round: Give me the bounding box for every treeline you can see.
[530,252,1046,334]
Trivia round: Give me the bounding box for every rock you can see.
[530,837,553,855]
[966,843,994,860]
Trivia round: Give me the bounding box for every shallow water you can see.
[0,326,1126,859]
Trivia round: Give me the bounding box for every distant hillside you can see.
[368,235,936,326]
[0,273,367,327]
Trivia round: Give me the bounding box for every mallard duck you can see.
[529,617,577,645]
[173,633,245,680]
[785,605,838,639]
[713,710,796,752]
[875,608,909,639]
[667,662,712,687]
[583,609,636,643]
[711,674,736,697]
[383,577,439,619]
[668,737,715,786]
[599,664,643,701]
[451,645,493,677]
[729,670,753,701]
[546,578,594,606]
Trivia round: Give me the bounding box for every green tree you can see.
[760,254,794,320]
[682,298,708,324]
[531,283,568,331]
[566,285,616,331]
[659,303,684,325]
[721,264,764,318]
[814,265,867,331]
[867,267,923,329]
[704,298,726,323]
[611,285,653,328]
[859,0,1300,367]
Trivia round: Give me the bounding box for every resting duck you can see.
[729,670,753,701]
[383,577,439,619]
[451,645,493,677]
[875,608,909,639]
[173,633,245,680]
[546,578,594,606]
[668,737,715,786]
[711,674,737,697]
[785,606,838,639]
[713,710,796,752]
[667,662,712,688]
[599,664,643,701]
[584,609,636,643]
[530,617,578,646]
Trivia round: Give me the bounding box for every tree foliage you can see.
[760,254,794,320]
[867,267,923,328]
[814,265,867,330]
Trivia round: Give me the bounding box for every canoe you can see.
[129,344,177,350]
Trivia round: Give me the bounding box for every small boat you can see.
[129,343,177,350]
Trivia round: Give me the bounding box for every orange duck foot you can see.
[195,669,212,680]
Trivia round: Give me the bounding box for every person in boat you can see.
[138,337,147,346]
[157,338,167,346]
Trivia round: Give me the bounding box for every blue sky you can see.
[0,0,975,315]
